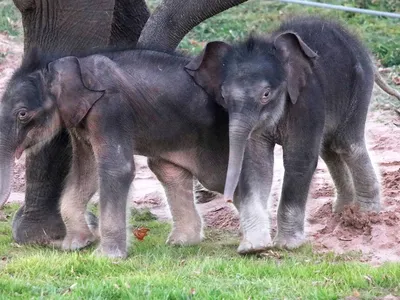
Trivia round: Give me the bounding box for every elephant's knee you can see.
[100,159,136,187]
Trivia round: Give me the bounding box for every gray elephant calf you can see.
[186,16,381,251]
[0,48,234,258]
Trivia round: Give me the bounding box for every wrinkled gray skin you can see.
[8,0,246,245]
[0,50,232,258]
[186,17,381,252]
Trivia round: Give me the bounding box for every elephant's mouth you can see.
[15,131,57,160]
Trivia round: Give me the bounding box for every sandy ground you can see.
[1,32,399,265]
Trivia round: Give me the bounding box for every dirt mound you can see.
[203,205,240,230]
[309,202,400,264]
[382,168,400,198]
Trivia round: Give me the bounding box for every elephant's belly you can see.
[159,149,201,176]
[194,153,227,194]
[160,149,226,194]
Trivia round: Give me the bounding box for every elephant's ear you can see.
[274,31,318,104]
[48,56,105,128]
[185,41,232,102]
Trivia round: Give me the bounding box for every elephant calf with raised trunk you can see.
[186,16,381,252]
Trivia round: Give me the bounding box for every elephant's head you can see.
[0,50,107,207]
[185,33,318,201]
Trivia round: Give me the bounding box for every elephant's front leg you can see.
[148,158,203,245]
[59,137,98,251]
[273,142,320,249]
[235,139,275,254]
[94,145,135,259]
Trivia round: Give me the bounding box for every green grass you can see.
[1,204,400,299]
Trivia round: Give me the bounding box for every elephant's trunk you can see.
[223,115,254,201]
[0,149,14,208]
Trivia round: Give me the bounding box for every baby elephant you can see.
[9,55,140,258]
[0,48,232,258]
[185,16,381,250]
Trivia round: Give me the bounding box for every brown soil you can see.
[382,168,400,198]
[1,33,399,265]
[203,205,240,231]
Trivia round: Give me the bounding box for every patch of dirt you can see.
[382,168,400,198]
[311,182,335,198]
[203,205,240,231]
[1,33,399,265]
[309,201,400,265]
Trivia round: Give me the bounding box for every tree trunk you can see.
[110,0,150,47]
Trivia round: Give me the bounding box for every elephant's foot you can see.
[12,205,66,244]
[356,197,381,213]
[166,227,203,246]
[236,203,271,255]
[332,194,356,213]
[273,231,306,250]
[62,231,97,251]
[12,205,100,246]
[94,242,127,259]
[333,196,380,214]
[237,229,272,254]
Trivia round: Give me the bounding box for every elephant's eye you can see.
[17,109,29,122]
[260,88,271,104]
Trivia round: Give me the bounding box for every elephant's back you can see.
[102,49,219,136]
[111,50,201,100]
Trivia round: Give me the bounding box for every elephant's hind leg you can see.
[321,147,356,213]
[148,158,203,246]
[340,142,381,212]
